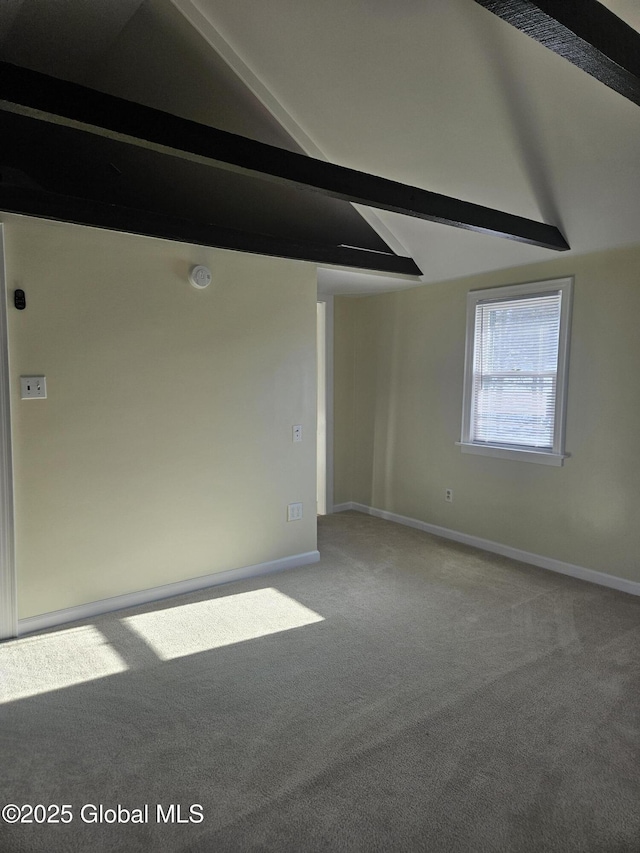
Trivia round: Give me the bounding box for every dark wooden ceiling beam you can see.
[0,61,569,251]
[473,0,640,108]
[0,186,422,276]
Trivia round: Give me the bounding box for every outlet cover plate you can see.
[287,502,303,521]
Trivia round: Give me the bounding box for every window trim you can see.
[458,276,573,466]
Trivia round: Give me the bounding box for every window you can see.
[459,277,572,466]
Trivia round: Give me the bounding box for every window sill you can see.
[456,442,569,466]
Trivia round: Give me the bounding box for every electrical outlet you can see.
[292,424,303,443]
[287,502,303,521]
[20,376,47,399]
[445,489,453,503]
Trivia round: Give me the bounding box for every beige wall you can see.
[334,245,640,583]
[333,296,356,506]
[5,217,317,618]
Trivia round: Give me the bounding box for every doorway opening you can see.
[317,301,326,515]
[316,298,333,517]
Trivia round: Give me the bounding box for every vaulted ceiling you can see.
[2,0,640,294]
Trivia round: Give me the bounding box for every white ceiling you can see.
[3,0,640,295]
[173,0,640,294]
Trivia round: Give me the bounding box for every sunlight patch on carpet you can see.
[122,587,324,660]
[0,626,128,703]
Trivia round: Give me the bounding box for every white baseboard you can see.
[17,550,321,637]
[331,502,354,513]
[333,502,640,598]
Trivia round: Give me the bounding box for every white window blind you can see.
[471,291,562,449]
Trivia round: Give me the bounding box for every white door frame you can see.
[0,224,17,640]
[317,296,334,515]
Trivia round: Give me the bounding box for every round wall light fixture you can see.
[189,265,212,289]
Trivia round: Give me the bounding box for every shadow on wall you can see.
[370,296,403,511]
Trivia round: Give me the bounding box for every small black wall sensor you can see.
[14,289,26,310]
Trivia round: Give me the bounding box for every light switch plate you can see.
[20,376,47,399]
[292,424,303,442]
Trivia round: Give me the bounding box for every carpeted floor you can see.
[1,510,640,852]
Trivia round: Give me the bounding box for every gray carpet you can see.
[1,510,640,852]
